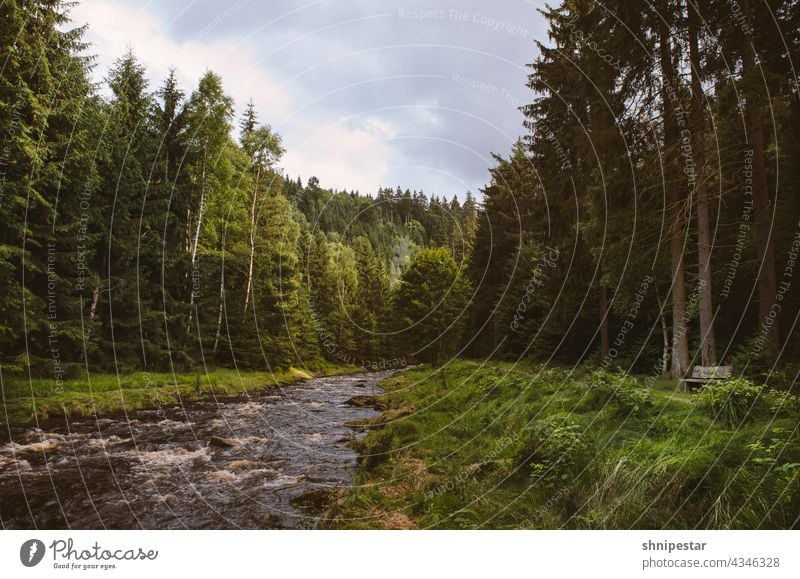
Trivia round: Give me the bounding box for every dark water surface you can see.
[0,371,391,529]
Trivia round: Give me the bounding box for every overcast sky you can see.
[72,0,549,198]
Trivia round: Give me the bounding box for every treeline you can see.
[0,2,477,377]
[4,1,800,383]
[466,0,800,382]
[283,179,479,269]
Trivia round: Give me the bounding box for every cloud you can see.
[71,0,291,119]
[69,0,548,198]
[282,116,397,193]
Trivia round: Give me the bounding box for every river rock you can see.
[343,395,386,410]
[291,489,334,512]
[208,436,239,448]
[344,418,371,432]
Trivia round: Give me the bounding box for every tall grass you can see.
[0,363,359,425]
[323,361,800,529]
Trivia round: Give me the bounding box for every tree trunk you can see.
[655,284,671,375]
[213,232,226,355]
[88,284,101,321]
[185,208,192,253]
[741,0,780,356]
[243,166,261,313]
[186,138,208,337]
[688,4,717,365]
[660,8,691,378]
[88,254,107,322]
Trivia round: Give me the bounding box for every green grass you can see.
[322,361,800,529]
[0,361,362,426]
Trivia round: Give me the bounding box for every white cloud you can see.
[71,0,290,119]
[70,0,397,193]
[68,0,545,197]
[282,116,397,193]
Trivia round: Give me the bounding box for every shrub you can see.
[697,377,763,427]
[746,429,800,524]
[763,388,800,418]
[586,369,654,414]
[726,340,800,387]
[518,415,592,486]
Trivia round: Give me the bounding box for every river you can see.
[0,370,392,529]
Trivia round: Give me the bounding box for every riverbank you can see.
[322,361,800,529]
[0,362,362,427]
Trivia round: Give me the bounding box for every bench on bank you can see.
[681,365,734,392]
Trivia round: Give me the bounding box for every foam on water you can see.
[0,370,393,529]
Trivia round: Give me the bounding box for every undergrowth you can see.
[322,361,800,529]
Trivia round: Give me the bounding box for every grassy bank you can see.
[323,361,800,529]
[0,362,361,427]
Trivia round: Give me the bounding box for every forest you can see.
[0,2,481,380]
[469,0,800,384]
[2,1,799,386]
[1,0,799,530]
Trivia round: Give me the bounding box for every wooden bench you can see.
[682,366,734,392]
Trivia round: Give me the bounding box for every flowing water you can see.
[0,371,392,529]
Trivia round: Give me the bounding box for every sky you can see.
[71,0,549,198]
